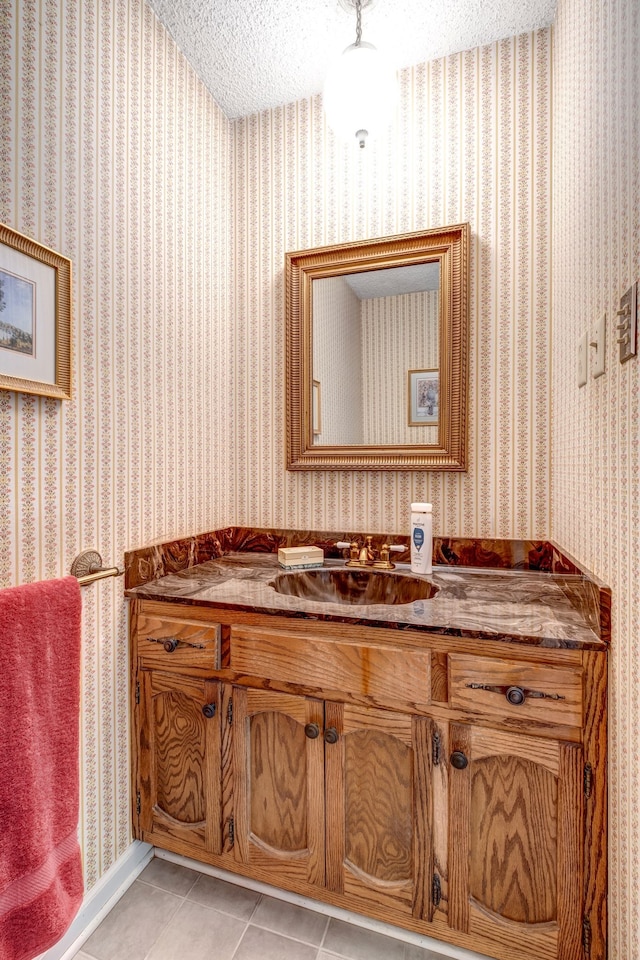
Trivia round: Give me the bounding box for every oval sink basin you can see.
[269,568,439,606]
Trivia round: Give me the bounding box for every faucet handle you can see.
[376,542,403,569]
[336,540,361,563]
[389,544,405,553]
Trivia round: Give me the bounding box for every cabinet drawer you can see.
[231,626,431,708]
[136,613,221,669]
[449,654,582,728]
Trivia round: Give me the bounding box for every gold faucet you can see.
[344,536,399,570]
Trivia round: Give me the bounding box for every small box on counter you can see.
[278,546,324,569]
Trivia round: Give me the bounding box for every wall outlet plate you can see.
[591,313,606,378]
[578,332,588,387]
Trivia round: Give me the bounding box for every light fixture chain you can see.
[355,0,362,45]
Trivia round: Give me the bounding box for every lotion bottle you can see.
[410,502,433,575]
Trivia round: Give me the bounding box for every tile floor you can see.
[74,857,449,960]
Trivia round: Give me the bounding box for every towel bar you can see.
[70,550,124,586]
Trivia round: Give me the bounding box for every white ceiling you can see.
[145,0,557,120]
[345,262,440,299]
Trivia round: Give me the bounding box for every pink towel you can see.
[0,577,84,960]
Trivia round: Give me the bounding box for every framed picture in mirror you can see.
[408,368,439,425]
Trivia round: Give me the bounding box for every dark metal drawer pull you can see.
[202,703,217,719]
[148,636,206,652]
[466,682,565,705]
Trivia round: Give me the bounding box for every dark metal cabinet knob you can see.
[202,703,217,719]
[163,638,179,653]
[450,750,468,770]
[506,686,526,705]
[304,723,320,739]
[324,727,339,744]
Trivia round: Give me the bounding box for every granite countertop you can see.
[126,550,606,650]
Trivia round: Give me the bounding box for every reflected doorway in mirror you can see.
[408,368,439,425]
[312,380,322,435]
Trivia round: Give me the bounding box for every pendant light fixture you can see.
[323,0,398,149]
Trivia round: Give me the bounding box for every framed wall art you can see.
[408,368,439,425]
[0,223,72,400]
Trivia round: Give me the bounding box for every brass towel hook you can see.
[70,550,123,587]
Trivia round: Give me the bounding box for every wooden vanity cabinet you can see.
[130,599,607,960]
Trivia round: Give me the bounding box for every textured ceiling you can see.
[345,263,440,299]
[145,0,557,120]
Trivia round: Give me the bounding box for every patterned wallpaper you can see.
[232,29,552,539]
[362,291,439,446]
[0,0,231,887]
[312,276,363,445]
[551,0,640,955]
[3,1,580,923]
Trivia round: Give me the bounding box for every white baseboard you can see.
[155,849,491,960]
[38,840,153,960]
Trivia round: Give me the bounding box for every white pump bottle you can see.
[410,502,433,575]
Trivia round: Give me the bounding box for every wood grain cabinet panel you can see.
[137,612,221,670]
[448,654,583,729]
[231,690,434,922]
[136,669,222,854]
[232,688,326,887]
[230,626,431,709]
[324,703,432,922]
[447,723,584,960]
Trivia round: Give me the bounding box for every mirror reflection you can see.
[285,223,469,471]
[312,262,440,446]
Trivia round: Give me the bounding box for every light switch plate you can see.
[578,332,588,387]
[617,282,638,363]
[591,313,606,378]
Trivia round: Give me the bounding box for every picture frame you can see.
[408,368,439,425]
[0,223,72,400]
[312,380,321,435]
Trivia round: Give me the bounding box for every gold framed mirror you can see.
[286,223,469,471]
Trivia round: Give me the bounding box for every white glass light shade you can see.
[323,41,398,146]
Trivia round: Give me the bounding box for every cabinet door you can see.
[232,688,325,888]
[137,669,222,854]
[448,723,584,960]
[324,702,432,924]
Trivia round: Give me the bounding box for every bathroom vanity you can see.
[126,529,608,960]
